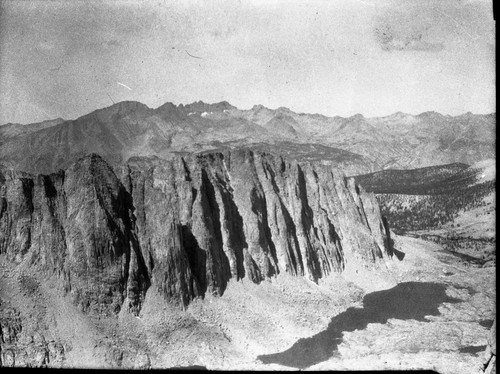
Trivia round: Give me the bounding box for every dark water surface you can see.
[479,319,494,328]
[258,282,462,369]
[459,345,487,356]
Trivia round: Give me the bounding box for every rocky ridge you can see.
[0,100,494,175]
[0,150,391,318]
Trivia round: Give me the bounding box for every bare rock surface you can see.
[0,150,395,368]
[0,150,494,371]
[0,260,66,368]
[0,151,390,316]
[0,233,494,371]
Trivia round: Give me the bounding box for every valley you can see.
[352,160,496,265]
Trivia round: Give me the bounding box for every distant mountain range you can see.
[0,100,495,175]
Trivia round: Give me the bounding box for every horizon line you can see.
[2,99,496,126]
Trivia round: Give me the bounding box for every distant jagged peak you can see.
[182,100,236,113]
[251,104,271,112]
[454,112,478,121]
[108,100,151,112]
[460,111,474,117]
[385,111,413,120]
[455,111,496,121]
[297,111,330,120]
[249,105,294,116]
[416,110,445,120]
[154,101,186,120]
[155,101,177,111]
[84,100,152,121]
[252,104,265,110]
[348,113,366,121]
[214,100,235,109]
[276,106,292,113]
[415,111,496,124]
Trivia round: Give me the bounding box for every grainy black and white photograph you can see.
[0,0,495,372]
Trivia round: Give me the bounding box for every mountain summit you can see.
[0,100,495,175]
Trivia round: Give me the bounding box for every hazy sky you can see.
[0,0,495,124]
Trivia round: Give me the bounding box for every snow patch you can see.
[471,158,495,184]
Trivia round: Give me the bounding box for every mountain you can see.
[0,151,396,367]
[233,106,495,170]
[0,118,65,144]
[0,151,391,314]
[0,102,495,370]
[0,101,495,175]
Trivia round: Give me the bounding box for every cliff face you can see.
[0,150,391,315]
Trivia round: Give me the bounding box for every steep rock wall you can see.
[0,150,392,314]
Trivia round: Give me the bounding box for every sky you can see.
[0,0,495,124]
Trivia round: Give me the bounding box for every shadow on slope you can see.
[258,282,462,369]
